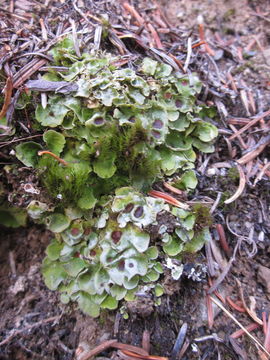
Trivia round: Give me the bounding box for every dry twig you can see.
[0,315,61,346]
[210,297,270,358]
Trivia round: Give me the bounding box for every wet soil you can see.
[1,0,270,359]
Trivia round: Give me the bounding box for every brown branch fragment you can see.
[123,2,145,26]
[78,340,117,360]
[121,350,168,360]
[147,23,163,49]
[112,342,149,356]
[163,182,184,195]
[229,109,270,141]
[230,323,260,339]
[148,190,189,209]
[229,124,247,149]
[13,59,48,89]
[216,224,232,257]
[192,40,206,49]
[226,296,245,313]
[198,24,215,56]
[237,140,270,165]
[0,77,13,121]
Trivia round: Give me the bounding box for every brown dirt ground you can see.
[0,0,270,359]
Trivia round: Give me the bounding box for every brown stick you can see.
[192,41,206,49]
[230,323,260,339]
[198,24,215,56]
[147,23,163,49]
[237,141,269,165]
[163,182,184,195]
[216,224,232,257]
[13,59,48,88]
[0,77,13,121]
[112,342,149,356]
[229,124,248,149]
[117,350,140,360]
[229,109,270,140]
[148,190,189,210]
[121,350,168,360]
[226,296,246,313]
[122,3,144,26]
[78,340,117,360]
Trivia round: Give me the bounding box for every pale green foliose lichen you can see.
[30,187,211,317]
[15,37,217,316]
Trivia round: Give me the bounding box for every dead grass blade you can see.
[236,279,263,326]
[224,164,246,204]
[206,294,214,329]
[229,337,248,360]
[264,314,270,352]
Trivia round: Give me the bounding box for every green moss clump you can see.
[38,156,91,206]
[227,167,239,182]
[192,204,213,230]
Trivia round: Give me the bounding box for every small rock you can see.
[28,264,39,280]
[206,168,216,176]
[9,276,27,295]
[99,332,111,343]
[257,265,270,299]
[126,298,154,317]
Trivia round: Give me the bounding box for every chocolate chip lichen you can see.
[16,37,217,316]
